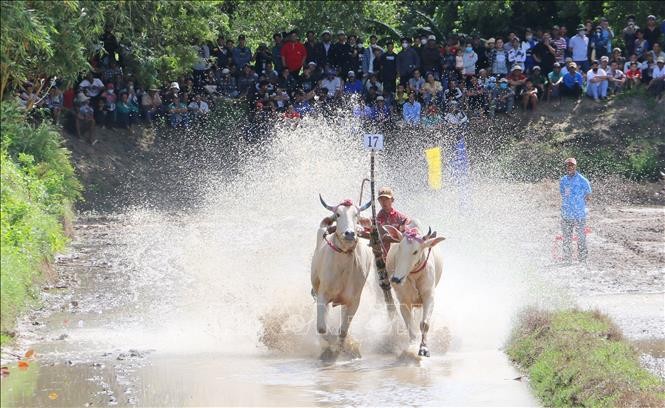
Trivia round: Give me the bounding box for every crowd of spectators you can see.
[17,15,665,144]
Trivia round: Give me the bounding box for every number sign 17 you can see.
[363,134,384,151]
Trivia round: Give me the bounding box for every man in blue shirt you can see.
[402,92,421,125]
[561,62,583,97]
[560,157,592,264]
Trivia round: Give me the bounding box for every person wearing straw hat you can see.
[141,85,162,124]
[560,157,591,265]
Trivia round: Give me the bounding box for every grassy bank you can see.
[507,308,665,407]
[0,102,81,345]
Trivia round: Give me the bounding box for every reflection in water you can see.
[1,116,547,406]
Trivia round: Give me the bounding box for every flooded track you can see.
[1,118,663,406]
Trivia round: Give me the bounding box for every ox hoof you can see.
[320,347,339,362]
[418,347,430,357]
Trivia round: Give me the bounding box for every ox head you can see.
[384,225,445,284]
[320,194,371,242]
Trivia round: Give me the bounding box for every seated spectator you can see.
[45,86,63,123]
[320,70,343,98]
[141,86,162,124]
[528,66,547,99]
[408,69,425,94]
[364,85,379,105]
[262,61,279,85]
[443,80,463,103]
[653,57,665,80]
[75,94,96,144]
[237,64,258,98]
[508,65,527,96]
[521,79,539,111]
[168,95,190,128]
[610,47,625,67]
[100,83,117,126]
[642,52,656,83]
[586,60,608,101]
[364,73,384,94]
[607,61,626,94]
[421,72,443,106]
[623,53,640,73]
[444,100,469,126]
[116,91,139,129]
[402,92,421,125]
[217,68,239,98]
[625,61,642,89]
[271,87,290,111]
[394,84,409,109]
[490,78,514,114]
[278,68,298,96]
[102,60,123,85]
[343,71,363,94]
[465,75,486,112]
[650,42,665,62]
[283,103,301,120]
[561,62,583,97]
[188,94,210,119]
[163,82,181,106]
[455,48,464,75]
[293,89,314,115]
[548,63,564,100]
[79,72,105,99]
[298,67,317,93]
[422,103,443,128]
[93,98,107,127]
[371,95,391,123]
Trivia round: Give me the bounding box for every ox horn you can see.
[319,194,335,212]
[423,226,432,240]
[358,200,372,212]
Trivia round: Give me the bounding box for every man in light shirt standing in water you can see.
[560,158,592,265]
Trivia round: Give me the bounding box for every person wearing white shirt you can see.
[586,60,608,101]
[79,73,105,98]
[187,94,210,118]
[653,58,665,79]
[569,24,590,72]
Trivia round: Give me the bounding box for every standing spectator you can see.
[232,35,253,69]
[396,37,420,86]
[45,86,63,124]
[532,33,557,75]
[462,42,479,80]
[559,157,591,265]
[489,38,510,76]
[217,68,239,98]
[634,30,649,59]
[116,92,139,129]
[569,24,589,72]
[586,60,608,101]
[421,35,441,78]
[599,17,614,56]
[402,92,421,125]
[606,60,626,94]
[102,60,123,85]
[330,31,352,79]
[213,35,230,69]
[650,42,665,62]
[192,41,211,87]
[315,30,334,69]
[254,43,272,75]
[167,95,189,128]
[277,68,298,95]
[75,95,96,144]
[561,62,583,97]
[100,83,117,127]
[547,62,564,100]
[281,30,307,77]
[474,36,489,70]
[490,78,514,114]
[508,37,526,71]
[622,16,639,56]
[141,86,161,124]
[79,72,105,99]
[304,30,318,65]
[644,15,661,51]
[551,26,567,64]
[589,26,608,61]
[272,33,284,72]
[362,35,379,76]
[100,25,119,67]
[237,64,258,98]
[348,34,363,75]
[380,40,398,94]
[523,28,538,72]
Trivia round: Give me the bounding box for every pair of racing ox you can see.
[311,195,445,358]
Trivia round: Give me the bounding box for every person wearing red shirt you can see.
[375,187,411,252]
[280,30,307,76]
[625,61,642,89]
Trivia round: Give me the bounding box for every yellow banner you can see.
[425,147,442,190]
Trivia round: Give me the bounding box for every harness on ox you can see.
[403,228,433,275]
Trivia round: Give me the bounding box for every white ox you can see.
[384,225,445,357]
[311,195,373,350]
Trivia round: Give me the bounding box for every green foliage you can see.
[0,101,81,343]
[507,309,665,407]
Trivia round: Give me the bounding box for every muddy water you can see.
[2,117,662,406]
